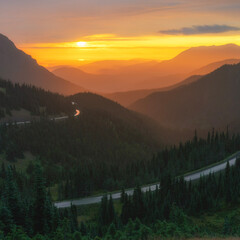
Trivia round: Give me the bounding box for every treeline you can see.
[0,78,73,118]
[2,157,240,239]
[0,164,80,239]
[0,111,154,198]
[148,129,240,178]
[1,119,239,200]
[1,125,240,239]
[92,157,240,239]
[120,160,240,225]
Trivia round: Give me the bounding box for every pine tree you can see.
[70,204,78,232]
[33,164,48,234]
[0,205,13,233]
[108,195,115,224]
[4,167,24,227]
[120,188,125,203]
[225,161,232,203]
[99,195,108,225]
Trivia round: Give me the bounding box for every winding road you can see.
[54,152,240,208]
[4,105,80,126]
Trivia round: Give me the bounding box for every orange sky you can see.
[19,34,240,67]
[1,0,240,67]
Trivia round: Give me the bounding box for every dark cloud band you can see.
[160,24,240,35]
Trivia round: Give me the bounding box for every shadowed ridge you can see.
[0,33,86,95]
[130,63,240,130]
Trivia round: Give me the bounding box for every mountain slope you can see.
[149,44,240,76]
[0,78,74,122]
[191,58,240,75]
[104,75,201,107]
[0,34,85,95]
[0,86,171,197]
[53,67,117,92]
[54,44,240,92]
[130,63,240,130]
[53,66,186,92]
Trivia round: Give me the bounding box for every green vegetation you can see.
[0,87,6,94]
[1,153,240,239]
[1,115,239,201]
[0,151,36,172]
[1,79,240,239]
[0,112,156,198]
[0,78,73,119]
[1,125,240,239]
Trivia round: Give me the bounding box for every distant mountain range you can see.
[130,63,240,130]
[75,59,149,74]
[104,59,240,106]
[191,58,240,76]
[53,44,240,93]
[53,67,117,93]
[78,45,240,76]
[104,75,201,107]
[0,33,85,95]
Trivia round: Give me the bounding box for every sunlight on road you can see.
[74,109,80,117]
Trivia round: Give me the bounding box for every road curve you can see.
[54,154,239,208]
[4,108,80,126]
[74,109,80,117]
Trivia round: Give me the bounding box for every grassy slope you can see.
[0,152,36,172]
[0,87,6,94]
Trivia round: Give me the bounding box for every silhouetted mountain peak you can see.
[0,33,84,95]
[0,33,15,48]
[0,33,38,66]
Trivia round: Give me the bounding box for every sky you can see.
[1,0,240,67]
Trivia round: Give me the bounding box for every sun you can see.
[76,41,87,47]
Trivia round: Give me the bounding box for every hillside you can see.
[0,34,85,95]
[0,78,73,122]
[130,63,240,130]
[104,75,201,107]
[69,92,167,146]
[191,58,240,75]
[153,44,240,75]
[0,85,170,198]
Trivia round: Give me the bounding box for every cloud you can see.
[159,24,240,35]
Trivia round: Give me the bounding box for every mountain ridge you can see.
[53,44,240,92]
[0,33,85,95]
[130,63,240,130]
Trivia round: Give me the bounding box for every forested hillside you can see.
[0,110,160,198]
[0,85,168,197]
[0,78,73,120]
[1,131,240,239]
[1,60,240,240]
[131,63,240,130]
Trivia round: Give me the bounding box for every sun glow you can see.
[76,41,87,47]
[19,33,240,67]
